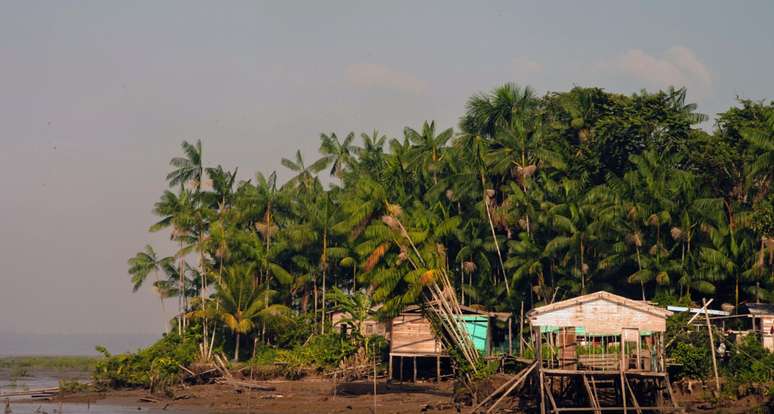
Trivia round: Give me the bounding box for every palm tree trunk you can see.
[178,238,186,333]
[636,247,644,300]
[480,172,509,295]
[234,332,241,361]
[321,229,327,335]
[579,239,585,293]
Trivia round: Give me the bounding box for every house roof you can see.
[741,303,774,316]
[528,291,673,319]
[400,303,512,321]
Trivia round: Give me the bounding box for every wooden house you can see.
[738,303,774,351]
[528,291,677,413]
[330,310,389,339]
[388,305,512,382]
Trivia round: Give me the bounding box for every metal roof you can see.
[742,303,774,316]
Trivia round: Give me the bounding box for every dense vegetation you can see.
[124,84,773,371]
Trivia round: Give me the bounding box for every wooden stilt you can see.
[481,362,536,414]
[413,356,417,382]
[664,374,679,409]
[388,355,393,380]
[509,315,513,355]
[399,356,404,383]
[536,327,546,414]
[620,370,627,413]
[519,302,524,357]
[544,377,559,414]
[624,375,642,414]
[436,355,441,382]
[582,375,601,414]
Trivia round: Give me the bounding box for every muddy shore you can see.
[13,379,460,413]
[9,377,772,413]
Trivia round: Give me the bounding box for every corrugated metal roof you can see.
[743,303,774,316]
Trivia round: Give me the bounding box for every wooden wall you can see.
[530,298,666,333]
[759,316,774,351]
[389,313,444,356]
[330,312,389,339]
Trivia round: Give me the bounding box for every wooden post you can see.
[519,302,525,357]
[399,356,404,383]
[620,334,627,413]
[373,342,377,413]
[620,370,627,413]
[436,355,441,382]
[413,356,417,382]
[703,298,721,393]
[535,326,546,414]
[388,355,393,380]
[508,315,513,355]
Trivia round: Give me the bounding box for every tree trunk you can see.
[322,230,327,335]
[481,172,509,295]
[234,332,241,361]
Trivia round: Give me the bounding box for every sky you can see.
[1,1,773,346]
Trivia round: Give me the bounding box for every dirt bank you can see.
[20,378,460,413]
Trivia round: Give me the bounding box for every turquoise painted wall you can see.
[459,315,489,353]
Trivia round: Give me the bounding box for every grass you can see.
[0,356,100,372]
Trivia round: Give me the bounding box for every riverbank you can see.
[10,379,459,413]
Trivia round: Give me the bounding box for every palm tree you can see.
[318,132,357,179]
[215,264,280,361]
[356,130,387,175]
[150,190,196,333]
[404,121,453,185]
[460,83,537,138]
[281,150,327,192]
[128,245,172,326]
[167,140,204,191]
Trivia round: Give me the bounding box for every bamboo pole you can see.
[519,301,524,357]
[703,298,721,393]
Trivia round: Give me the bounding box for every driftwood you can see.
[216,378,277,391]
[213,353,233,379]
[0,387,59,398]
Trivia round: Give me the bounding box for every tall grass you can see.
[0,356,100,372]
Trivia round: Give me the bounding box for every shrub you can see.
[59,379,90,393]
[672,342,711,379]
[93,332,198,393]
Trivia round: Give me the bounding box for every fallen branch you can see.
[216,378,277,391]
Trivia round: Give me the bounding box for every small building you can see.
[330,310,389,339]
[528,291,677,413]
[738,303,774,351]
[388,305,512,382]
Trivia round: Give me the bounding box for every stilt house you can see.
[528,291,678,413]
[388,305,512,382]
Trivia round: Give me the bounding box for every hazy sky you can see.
[1,1,773,337]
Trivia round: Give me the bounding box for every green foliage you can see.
[93,332,197,392]
[127,83,774,386]
[58,379,91,393]
[671,342,711,379]
[725,335,774,384]
[275,333,357,372]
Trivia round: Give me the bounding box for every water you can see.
[0,376,61,393]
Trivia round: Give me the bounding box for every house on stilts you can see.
[528,291,679,413]
[388,305,513,382]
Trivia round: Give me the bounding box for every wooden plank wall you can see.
[760,316,774,351]
[330,312,389,339]
[531,298,666,333]
[390,313,443,355]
